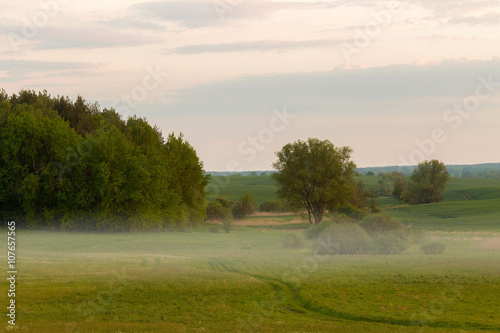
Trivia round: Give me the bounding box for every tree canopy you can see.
[406,159,450,204]
[272,138,356,224]
[0,89,209,231]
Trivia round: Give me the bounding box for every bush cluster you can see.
[304,214,351,240]
[311,214,414,255]
[259,200,287,213]
[315,223,371,255]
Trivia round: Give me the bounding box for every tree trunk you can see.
[307,207,313,224]
[311,203,323,224]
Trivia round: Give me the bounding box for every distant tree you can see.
[406,160,450,204]
[259,200,285,213]
[382,172,408,201]
[205,201,233,221]
[367,190,381,213]
[205,198,234,233]
[260,172,267,176]
[215,196,233,209]
[462,171,475,178]
[250,171,257,176]
[484,172,500,179]
[378,179,392,196]
[272,138,356,224]
[366,171,375,176]
[349,180,369,209]
[232,192,257,219]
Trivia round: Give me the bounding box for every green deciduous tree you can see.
[164,133,210,226]
[382,172,408,201]
[0,105,79,225]
[0,89,209,230]
[406,160,450,204]
[272,138,356,224]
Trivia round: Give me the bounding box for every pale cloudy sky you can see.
[1,0,499,170]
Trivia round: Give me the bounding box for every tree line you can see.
[0,89,209,231]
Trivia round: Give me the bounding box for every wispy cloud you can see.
[410,0,499,20]
[32,26,160,50]
[96,16,168,32]
[131,0,283,28]
[130,0,345,28]
[0,59,100,78]
[448,12,500,25]
[157,58,500,116]
[166,39,341,54]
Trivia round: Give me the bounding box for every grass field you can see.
[2,175,499,332]
[2,227,500,332]
[1,227,500,332]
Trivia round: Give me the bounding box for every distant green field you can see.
[386,198,500,231]
[206,175,278,204]
[206,175,500,232]
[442,178,500,201]
[207,174,500,204]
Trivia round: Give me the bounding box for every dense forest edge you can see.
[0,89,209,231]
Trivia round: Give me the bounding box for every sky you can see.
[1,0,499,171]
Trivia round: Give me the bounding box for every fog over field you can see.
[1,0,500,332]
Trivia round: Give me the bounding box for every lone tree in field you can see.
[272,138,356,224]
[407,160,450,204]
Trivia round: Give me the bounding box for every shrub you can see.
[232,193,257,219]
[371,234,408,255]
[304,214,352,239]
[259,200,285,213]
[205,201,233,221]
[359,214,403,236]
[231,201,246,219]
[283,233,306,249]
[314,223,371,255]
[421,240,446,255]
[215,196,233,209]
[305,220,335,240]
[338,204,368,220]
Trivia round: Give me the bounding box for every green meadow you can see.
[2,227,500,332]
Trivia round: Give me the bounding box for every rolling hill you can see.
[206,174,500,231]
